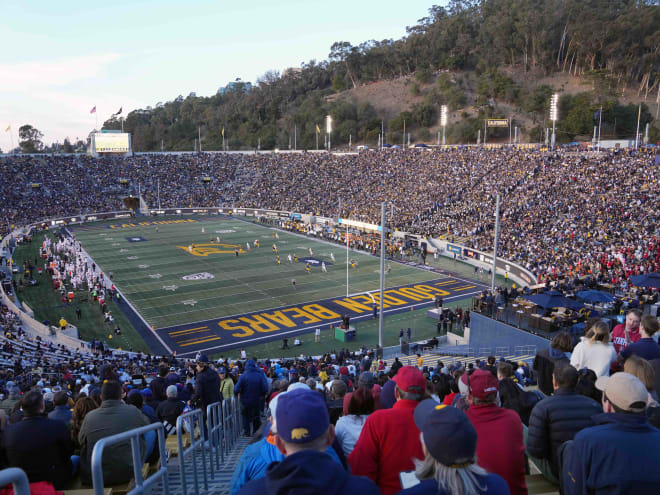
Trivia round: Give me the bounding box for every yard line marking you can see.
[169,326,210,336]
[179,336,222,347]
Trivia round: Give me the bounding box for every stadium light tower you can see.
[326,115,332,151]
[440,105,448,146]
[550,93,559,150]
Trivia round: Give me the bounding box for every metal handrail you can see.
[176,408,207,495]
[0,468,30,495]
[206,401,224,475]
[90,422,169,495]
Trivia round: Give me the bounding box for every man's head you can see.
[196,354,210,370]
[22,390,45,416]
[158,365,169,378]
[53,391,68,407]
[393,366,426,402]
[496,361,514,381]
[166,385,178,398]
[640,315,659,339]
[625,309,642,332]
[596,372,648,414]
[461,369,498,405]
[273,388,334,456]
[552,362,579,390]
[551,331,574,353]
[100,380,122,401]
[414,400,477,467]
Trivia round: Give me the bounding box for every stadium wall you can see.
[469,312,550,351]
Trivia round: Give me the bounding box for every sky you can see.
[0,0,439,151]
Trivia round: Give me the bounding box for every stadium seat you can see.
[525,474,559,495]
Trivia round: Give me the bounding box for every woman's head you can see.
[624,355,655,392]
[347,386,375,416]
[588,320,610,344]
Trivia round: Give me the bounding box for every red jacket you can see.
[348,399,423,495]
[466,403,528,495]
[611,323,641,354]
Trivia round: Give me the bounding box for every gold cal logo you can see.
[176,243,246,257]
[290,428,309,440]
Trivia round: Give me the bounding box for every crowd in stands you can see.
[2,147,658,285]
[2,303,659,493]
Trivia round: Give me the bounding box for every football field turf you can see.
[69,215,484,356]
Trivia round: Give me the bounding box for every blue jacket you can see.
[237,449,379,495]
[395,473,510,494]
[562,412,660,494]
[526,388,601,476]
[48,405,73,426]
[234,360,267,406]
[230,435,345,495]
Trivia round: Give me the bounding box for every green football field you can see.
[71,215,441,326]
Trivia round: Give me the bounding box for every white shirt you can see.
[570,339,617,377]
[335,414,369,457]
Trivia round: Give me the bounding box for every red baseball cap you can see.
[393,366,426,394]
[461,369,498,400]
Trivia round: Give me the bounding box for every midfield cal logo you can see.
[176,243,246,257]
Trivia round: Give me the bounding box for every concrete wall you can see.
[469,312,550,352]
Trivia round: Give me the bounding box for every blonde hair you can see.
[588,320,610,345]
[624,355,655,392]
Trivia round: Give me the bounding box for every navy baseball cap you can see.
[414,399,477,467]
[275,388,329,444]
[198,354,209,363]
[217,366,227,374]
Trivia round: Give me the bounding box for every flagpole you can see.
[597,106,602,150]
[635,104,641,149]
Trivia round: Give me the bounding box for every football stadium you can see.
[1,1,660,495]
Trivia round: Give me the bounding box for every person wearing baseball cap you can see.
[397,400,509,494]
[218,366,234,400]
[190,354,221,442]
[562,372,660,494]
[237,388,379,495]
[463,369,527,495]
[349,366,426,495]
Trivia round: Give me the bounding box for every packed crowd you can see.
[1,148,658,284]
[1,306,660,493]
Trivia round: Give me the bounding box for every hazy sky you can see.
[0,0,438,151]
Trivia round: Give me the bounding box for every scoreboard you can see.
[90,132,132,155]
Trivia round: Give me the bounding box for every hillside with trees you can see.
[103,0,660,150]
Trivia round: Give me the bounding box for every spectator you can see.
[149,365,169,404]
[397,399,509,494]
[156,385,186,436]
[611,309,642,355]
[326,379,347,425]
[70,397,98,450]
[497,361,538,426]
[624,355,659,405]
[533,332,572,396]
[335,386,375,457]
[78,381,151,486]
[463,369,527,495]
[3,390,75,489]
[234,359,267,437]
[48,391,73,427]
[0,387,20,416]
[349,366,426,495]
[570,320,617,377]
[343,371,380,414]
[191,354,222,440]
[237,388,379,495]
[126,390,157,423]
[561,372,660,494]
[526,363,602,485]
[218,366,234,400]
[620,315,660,362]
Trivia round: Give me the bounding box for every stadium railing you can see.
[176,408,207,495]
[0,468,30,495]
[91,422,169,495]
[206,401,224,469]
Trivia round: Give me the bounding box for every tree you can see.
[18,124,44,153]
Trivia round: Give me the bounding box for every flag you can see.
[4,125,9,132]
[114,107,122,116]
[221,127,224,138]
[593,109,600,120]
[316,124,320,134]
[90,106,96,114]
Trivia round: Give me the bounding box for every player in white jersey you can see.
[309,247,314,256]
[287,253,293,263]
[321,262,327,273]
[246,242,251,250]
[330,252,335,262]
